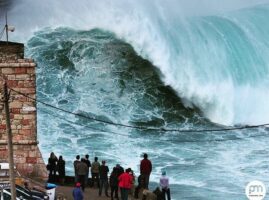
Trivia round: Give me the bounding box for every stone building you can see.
[0,41,47,180]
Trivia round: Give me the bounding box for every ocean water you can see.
[7,0,269,199]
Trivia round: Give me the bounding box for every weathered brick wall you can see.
[0,41,24,61]
[0,54,47,180]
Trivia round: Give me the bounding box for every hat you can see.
[76,182,81,187]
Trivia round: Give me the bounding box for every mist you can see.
[2,0,269,42]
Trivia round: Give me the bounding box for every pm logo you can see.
[245,181,266,200]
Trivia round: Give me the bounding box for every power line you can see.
[40,104,269,143]
[41,106,131,137]
[8,87,269,133]
[5,86,269,142]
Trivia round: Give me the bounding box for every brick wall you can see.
[0,41,24,61]
[0,45,47,180]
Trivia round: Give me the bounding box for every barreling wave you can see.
[27,27,207,132]
[10,0,269,126]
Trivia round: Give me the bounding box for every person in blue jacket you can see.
[73,182,84,200]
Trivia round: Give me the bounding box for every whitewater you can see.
[4,0,269,199]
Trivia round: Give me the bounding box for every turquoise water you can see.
[9,1,269,199]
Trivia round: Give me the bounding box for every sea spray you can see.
[6,1,269,199]
[9,0,269,125]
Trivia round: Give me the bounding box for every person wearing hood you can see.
[160,171,170,200]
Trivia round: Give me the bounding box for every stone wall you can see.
[0,43,47,180]
[0,41,24,61]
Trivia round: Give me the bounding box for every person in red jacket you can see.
[140,153,152,189]
[118,168,133,200]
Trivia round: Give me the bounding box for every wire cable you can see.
[40,106,131,137]
[4,81,269,142]
[8,87,269,133]
[40,104,269,143]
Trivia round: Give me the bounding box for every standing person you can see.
[110,167,119,200]
[83,154,91,187]
[115,164,124,176]
[73,182,84,200]
[57,155,66,185]
[77,158,88,192]
[118,168,133,200]
[160,171,171,200]
[48,152,58,182]
[74,155,80,183]
[140,153,152,189]
[114,164,124,199]
[99,160,109,197]
[91,157,100,188]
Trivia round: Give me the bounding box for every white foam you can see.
[8,0,269,126]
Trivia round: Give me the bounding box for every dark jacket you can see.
[110,171,119,187]
[137,175,145,188]
[48,156,58,170]
[140,159,152,175]
[77,162,88,176]
[74,160,80,174]
[57,159,65,177]
[115,166,124,177]
[99,165,109,180]
[83,159,91,168]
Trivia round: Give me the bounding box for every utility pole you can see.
[5,13,8,44]
[2,80,16,200]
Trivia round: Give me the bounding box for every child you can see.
[73,182,84,200]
